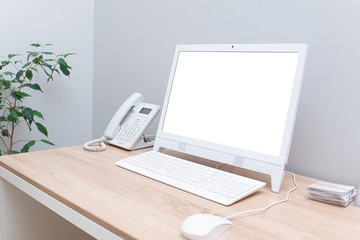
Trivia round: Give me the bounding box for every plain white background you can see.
[93,0,360,188]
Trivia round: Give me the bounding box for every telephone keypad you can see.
[115,115,149,145]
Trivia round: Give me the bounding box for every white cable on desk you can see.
[83,136,107,152]
[224,171,298,220]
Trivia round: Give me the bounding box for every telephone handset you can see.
[83,93,160,152]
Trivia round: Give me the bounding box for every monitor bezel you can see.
[155,44,307,166]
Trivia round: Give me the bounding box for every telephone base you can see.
[132,137,155,150]
[108,134,157,151]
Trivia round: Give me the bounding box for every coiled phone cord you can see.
[83,136,107,152]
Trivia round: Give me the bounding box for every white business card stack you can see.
[354,188,360,208]
[307,181,356,207]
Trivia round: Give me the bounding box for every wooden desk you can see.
[0,146,359,239]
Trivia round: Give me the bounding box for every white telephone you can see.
[83,93,160,151]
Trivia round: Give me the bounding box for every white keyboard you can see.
[116,151,266,206]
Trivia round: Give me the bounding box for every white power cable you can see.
[224,171,298,220]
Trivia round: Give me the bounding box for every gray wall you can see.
[93,0,360,187]
[2,0,94,152]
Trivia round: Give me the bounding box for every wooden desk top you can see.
[0,146,359,239]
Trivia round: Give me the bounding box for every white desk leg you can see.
[0,179,94,240]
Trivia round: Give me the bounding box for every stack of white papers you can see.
[307,181,356,207]
[354,191,360,208]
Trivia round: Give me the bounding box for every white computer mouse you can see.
[181,213,232,240]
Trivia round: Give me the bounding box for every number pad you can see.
[116,115,149,144]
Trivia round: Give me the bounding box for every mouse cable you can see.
[224,171,298,220]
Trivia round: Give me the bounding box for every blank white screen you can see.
[162,51,299,156]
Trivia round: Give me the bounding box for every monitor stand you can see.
[154,137,285,193]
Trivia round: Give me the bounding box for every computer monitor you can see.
[154,44,307,192]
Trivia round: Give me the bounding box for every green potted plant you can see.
[0,43,73,155]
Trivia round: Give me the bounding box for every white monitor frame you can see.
[154,44,307,192]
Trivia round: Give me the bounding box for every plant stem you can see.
[9,121,15,151]
[8,54,40,151]
[0,135,9,152]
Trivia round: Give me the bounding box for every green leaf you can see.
[27,51,36,55]
[22,62,31,68]
[4,71,15,77]
[40,61,52,69]
[15,92,31,97]
[60,66,70,76]
[1,129,9,137]
[26,69,33,80]
[20,140,36,153]
[58,58,67,66]
[57,58,71,76]
[46,75,54,82]
[16,70,24,80]
[9,109,18,121]
[40,139,55,146]
[64,53,75,58]
[23,108,34,120]
[10,92,21,101]
[7,114,17,122]
[16,91,31,97]
[53,68,60,76]
[8,54,19,59]
[33,55,43,65]
[41,52,54,55]
[59,64,70,76]
[7,151,20,155]
[35,122,48,136]
[29,67,38,73]
[27,51,37,61]
[40,65,51,77]
[20,83,43,92]
[11,91,31,101]
[31,43,41,47]
[0,116,6,121]
[1,80,11,89]
[33,110,44,119]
